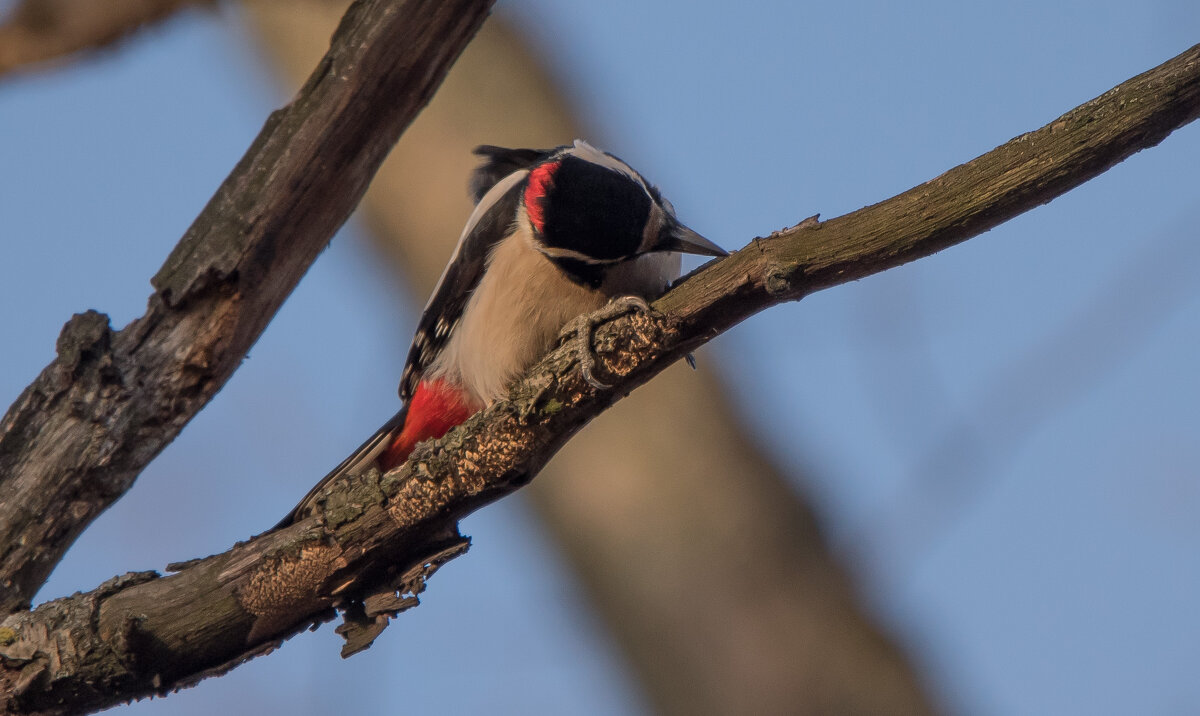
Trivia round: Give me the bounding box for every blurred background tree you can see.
[1,1,1198,714]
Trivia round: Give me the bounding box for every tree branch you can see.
[245,7,938,712]
[659,44,1200,330]
[2,41,1196,716]
[0,0,212,79]
[0,0,493,616]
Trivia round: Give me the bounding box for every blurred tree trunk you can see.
[241,3,937,714]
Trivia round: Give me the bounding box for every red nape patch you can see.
[380,380,477,470]
[524,160,559,235]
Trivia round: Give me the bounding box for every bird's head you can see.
[522,140,726,285]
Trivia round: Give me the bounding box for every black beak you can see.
[654,222,729,257]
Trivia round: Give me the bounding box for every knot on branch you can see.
[764,267,793,297]
[52,310,118,393]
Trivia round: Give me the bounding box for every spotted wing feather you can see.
[399,151,551,400]
[281,147,564,527]
[275,405,410,527]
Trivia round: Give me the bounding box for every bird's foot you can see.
[561,295,652,389]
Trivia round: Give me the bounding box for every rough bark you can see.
[0,0,212,78]
[0,0,494,616]
[2,39,1196,716]
[242,5,939,713]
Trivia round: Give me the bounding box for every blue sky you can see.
[1,1,1199,714]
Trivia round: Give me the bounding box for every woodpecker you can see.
[282,140,726,524]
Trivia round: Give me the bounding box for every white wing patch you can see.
[420,169,529,317]
[399,169,529,400]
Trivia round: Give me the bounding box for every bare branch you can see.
[0,0,212,79]
[659,44,1200,330]
[2,41,1196,716]
[245,7,938,712]
[0,0,494,616]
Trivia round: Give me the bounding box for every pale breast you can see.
[427,227,680,405]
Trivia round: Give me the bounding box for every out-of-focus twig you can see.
[0,0,213,79]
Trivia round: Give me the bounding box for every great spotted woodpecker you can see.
[282,140,726,524]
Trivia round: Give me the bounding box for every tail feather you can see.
[276,379,480,528]
[275,406,408,528]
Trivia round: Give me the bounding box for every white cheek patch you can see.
[536,243,623,264]
[639,199,666,254]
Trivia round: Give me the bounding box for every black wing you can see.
[469,145,561,203]
[279,147,559,527]
[399,158,537,400]
[398,145,568,400]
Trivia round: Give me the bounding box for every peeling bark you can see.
[240,8,941,712]
[1,41,1196,715]
[0,0,495,616]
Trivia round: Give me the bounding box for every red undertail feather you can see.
[380,379,475,470]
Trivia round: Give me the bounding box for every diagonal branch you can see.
[245,8,938,712]
[661,43,1200,330]
[0,0,494,616]
[1,41,1196,716]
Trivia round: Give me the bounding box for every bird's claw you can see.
[562,295,652,390]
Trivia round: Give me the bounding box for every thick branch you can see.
[246,7,936,713]
[0,0,211,79]
[659,43,1200,332]
[1,42,1196,716]
[0,0,493,616]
